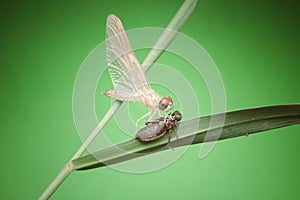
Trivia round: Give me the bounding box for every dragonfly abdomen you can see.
[102,89,137,102]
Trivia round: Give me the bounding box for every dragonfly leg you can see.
[148,109,159,121]
[135,111,152,130]
[158,109,164,117]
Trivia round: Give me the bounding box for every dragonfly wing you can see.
[106,14,151,101]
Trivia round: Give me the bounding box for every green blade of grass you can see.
[72,104,300,170]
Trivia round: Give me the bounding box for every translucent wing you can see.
[106,14,151,100]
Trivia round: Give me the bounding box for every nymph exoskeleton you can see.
[135,111,182,144]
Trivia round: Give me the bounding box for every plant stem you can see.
[38,0,198,199]
[142,0,198,72]
[71,101,122,160]
[38,162,74,200]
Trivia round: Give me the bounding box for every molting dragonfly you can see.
[103,14,173,125]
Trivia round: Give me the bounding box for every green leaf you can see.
[72,104,300,170]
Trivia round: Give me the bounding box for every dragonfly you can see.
[102,14,173,125]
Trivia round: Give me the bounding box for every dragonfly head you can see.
[158,96,173,112]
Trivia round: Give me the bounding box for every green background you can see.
[1,0,300,199]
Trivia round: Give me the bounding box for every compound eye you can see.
[176,114,182,121]
[173,111,182,121]
[158,96,173,111]
[158,100,168,110]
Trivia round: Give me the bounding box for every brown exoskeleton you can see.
[135,111,182,145]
